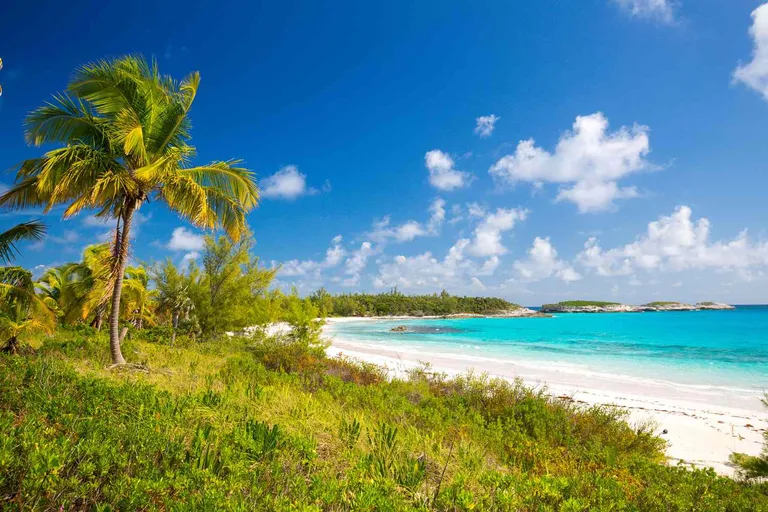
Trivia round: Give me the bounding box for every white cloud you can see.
[474,114,500,137]
[425,150,470,191]
[181,251,200,268]
[470,276,486,290]
[373,239,472,290]
[369,198,446,243]
[734,3,768,100]
[343,242,374,286]
[489,113,650,212]
[50,230,80,244]
[467,207,528,257]
[168,227,205,251]
[278,235,346,277]
[612,0,677,23]
[82,215,111,228]
[514,237,582,282]
[261,165,325,200]
[577,206,768,276]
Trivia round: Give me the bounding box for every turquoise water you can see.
[328,307,768,393]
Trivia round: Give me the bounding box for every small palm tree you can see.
[122,265,155,330]
[0,221,53,352]
[0,268,55,353]
[36,244,114,327]
[0,55,259,364]
[153,259,193,346]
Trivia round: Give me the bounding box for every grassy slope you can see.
[1,330,767,511]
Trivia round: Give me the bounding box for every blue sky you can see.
[2,0,768,304]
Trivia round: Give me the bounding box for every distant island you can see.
[314,290,543,318]
[540,301,735,313]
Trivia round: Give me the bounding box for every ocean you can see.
[326,306,768,399]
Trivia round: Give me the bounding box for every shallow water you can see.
[327,307,768,395]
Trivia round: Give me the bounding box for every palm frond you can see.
[24,93,109,148]
[0,221,46,264]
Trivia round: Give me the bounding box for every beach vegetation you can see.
[1,328,767,509]
[0,55,259,365]
[316,289,520,317]
[541,300,621,308]
[731,395,768,480]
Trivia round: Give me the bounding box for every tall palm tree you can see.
[0,56,259,364]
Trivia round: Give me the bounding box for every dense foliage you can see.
[541,301,621,308]
[313,289,521,317]
[1,330,767,510]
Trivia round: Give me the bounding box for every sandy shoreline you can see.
[322,317,767,476]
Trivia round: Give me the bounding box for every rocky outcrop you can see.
[541,301,735,313]
[641,302,697,312]
[695,302,736,310]
[444,308,549,319]
[390,325,409,332]
[540,303,636,314]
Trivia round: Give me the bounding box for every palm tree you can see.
[0,55,259,364]
[36,244,114,327]
[0,267,55,353]
[0,221,53,353]
[122,265,155,330]
[153,259,193,346]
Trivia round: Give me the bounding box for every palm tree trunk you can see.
[171,312,179,346]
[108,206,135,365]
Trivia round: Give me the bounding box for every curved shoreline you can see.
[322,317,767,476]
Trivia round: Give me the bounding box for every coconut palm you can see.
[122,265,155,329]
[0,55,259,364]
[153,259,193,345]
[0,220,45,264]
[0,267,55,353]
[36,244,114,327]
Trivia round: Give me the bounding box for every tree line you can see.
[309,289,520,317]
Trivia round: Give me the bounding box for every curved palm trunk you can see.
[108,207,135,365]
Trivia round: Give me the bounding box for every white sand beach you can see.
[322,317,767,476]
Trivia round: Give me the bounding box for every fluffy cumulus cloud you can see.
[514,237,582,282]
[733,3,768,100]
[489,113,650,212]
[278,235,346,277]
[168,227,205,251]
[261,165,328,200]
[474,114,500,137]
[612,0,677,23]
[373,239,473,290]
[425,150,470,191]
[576,206,768,277]
[369,198,446,243]
[466,208,528,257]
[343,242,374,286]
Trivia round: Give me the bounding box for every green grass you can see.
[643,302,684,307]
[1,329,767,510]
[541,301,622,308]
